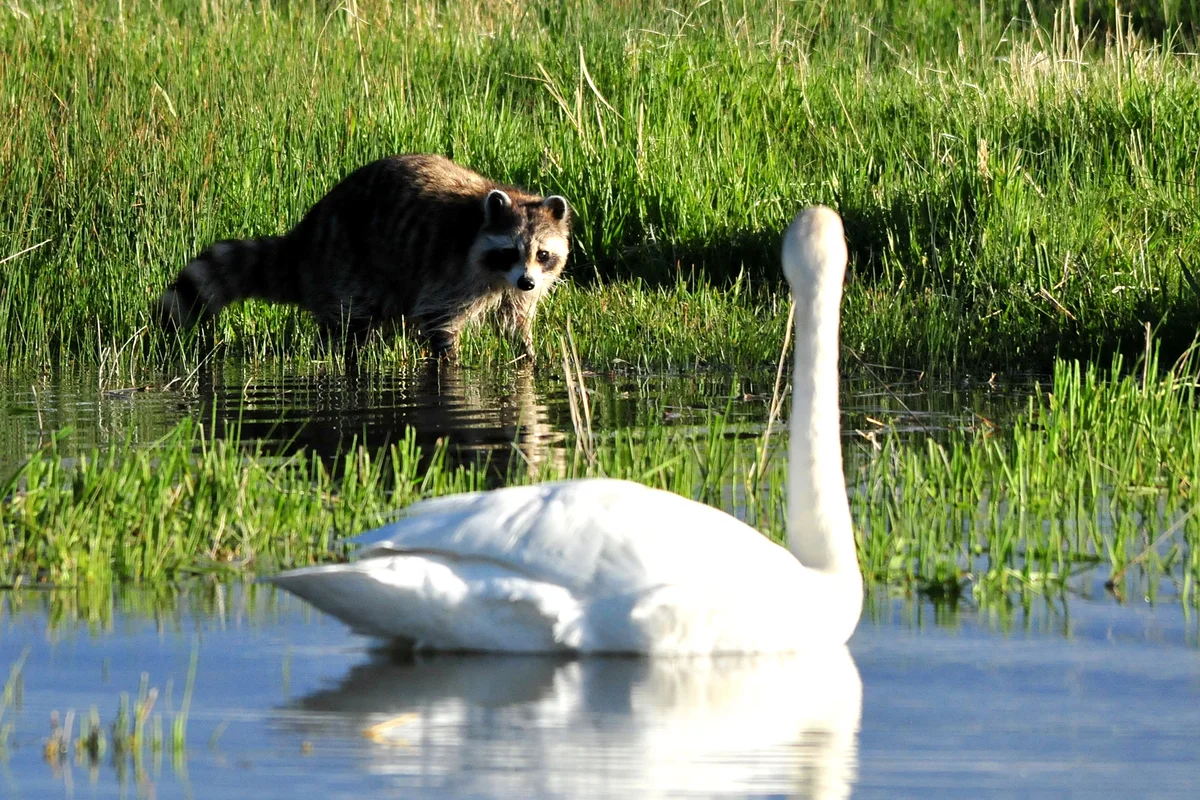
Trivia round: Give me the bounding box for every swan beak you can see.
[362,712,419,743]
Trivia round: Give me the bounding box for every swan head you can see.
[782,206,848,298]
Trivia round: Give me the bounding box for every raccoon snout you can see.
[503,264,540,292]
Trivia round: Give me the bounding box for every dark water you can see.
[2,586,1198,799]
[7,364,1197,797]
[0,362,1033,478]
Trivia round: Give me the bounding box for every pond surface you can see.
[2,585,1198,798]
[3,364,1198,797]
[0,362,1032,477]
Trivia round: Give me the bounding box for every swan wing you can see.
[345,478,780,596]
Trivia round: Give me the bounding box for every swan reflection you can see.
[288,647,861,798]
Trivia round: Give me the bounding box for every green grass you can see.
[859,347,1200,607]
[2,0,1200,372]
[1,0,1198,628]
[3,347,1198,610]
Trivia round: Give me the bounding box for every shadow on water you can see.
[285,648,862,799]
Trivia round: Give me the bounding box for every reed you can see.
[1,0,1199,372]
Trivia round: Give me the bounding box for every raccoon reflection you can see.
[157,154,572,364]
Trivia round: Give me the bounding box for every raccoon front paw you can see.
[428,333,460,363]
[519,336,537,367]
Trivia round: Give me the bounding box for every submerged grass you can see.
[859,347,1200,607]
[2,349,1198,610]
[7,661,194,784]
[2,0,1200,371]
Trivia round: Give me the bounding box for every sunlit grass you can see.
[858,347,1200,607]
[1,0,1199,372]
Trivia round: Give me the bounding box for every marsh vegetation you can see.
[0,1,1197,618]
[6,4,1200,795]
[2,0,1199,371]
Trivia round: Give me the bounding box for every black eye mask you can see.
[483,248,520,271]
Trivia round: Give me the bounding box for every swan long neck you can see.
[786,244,859,578]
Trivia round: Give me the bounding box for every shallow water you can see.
[2,586,1198,798]
[6,364,1196,797]
[0,362,1033,477]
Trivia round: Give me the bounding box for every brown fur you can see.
[156,154,572,364]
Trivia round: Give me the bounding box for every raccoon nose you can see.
[517,274,536,292]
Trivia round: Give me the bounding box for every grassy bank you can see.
[2,0,1199,372]
[3,351,1198,609]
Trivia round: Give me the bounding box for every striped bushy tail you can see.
[157,235,292,329]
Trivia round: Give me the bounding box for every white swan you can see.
[270,206,862,653]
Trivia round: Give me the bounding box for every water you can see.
[2,586,1198,798]
[5,364,1197,797]
[0,362,1033,477]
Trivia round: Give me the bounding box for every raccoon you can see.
[157,154,572,364]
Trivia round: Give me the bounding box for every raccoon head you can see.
[473,189,571,293]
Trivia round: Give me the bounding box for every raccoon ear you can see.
[542,195,569,222]
[484,190,513,224]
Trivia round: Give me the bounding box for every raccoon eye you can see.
[484,248,520,270]
[536,250,550,264]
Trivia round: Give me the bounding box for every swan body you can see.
[271,206,862,653]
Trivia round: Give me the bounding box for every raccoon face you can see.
[475,189,571,293]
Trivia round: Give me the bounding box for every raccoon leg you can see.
[520,321,536,365]
[317,321,371,357]
[510,325,536,366]
[495,293,539,366]
[427,328,460,362]
[313,304,373,370]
